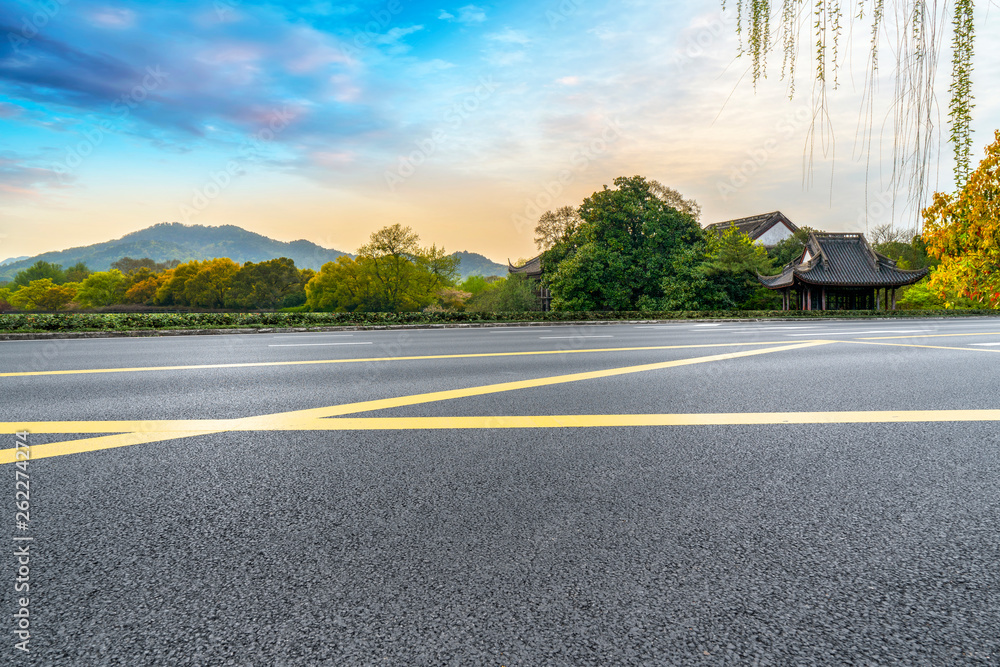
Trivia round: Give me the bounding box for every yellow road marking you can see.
[0,341,828,462]
[7,408,1000,463]
[0,341,818,378]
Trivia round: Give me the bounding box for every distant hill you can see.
[0,223,350,281]
[452,251,507,280]
[0,256,29,266]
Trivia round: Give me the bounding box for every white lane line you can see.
[539,335,614,339]
[692,323,723,327]
[488,328,553,332]
[969,342,1000,346]
[268,342,373,347]
[271,334,355,338]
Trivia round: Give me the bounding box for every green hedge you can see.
[0,309,996,333]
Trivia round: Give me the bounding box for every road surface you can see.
[2,318,999,665]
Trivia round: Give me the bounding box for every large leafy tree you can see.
[155,260,206,306]
[76,270,128,308]
[534,206,582,251]
[306,227,460,312]
[922,129,1000,308]
[183,258,240,308]
[7,279,77,310]
[227,258,308,309]
[543,176,704,310]
[13,261,65,286]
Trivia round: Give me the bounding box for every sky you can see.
[1,0,998,263]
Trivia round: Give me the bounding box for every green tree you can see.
[183,258,240,308]
[305,256,380,312]
[227,258,306,309]
[8,279,77,310]
[460,275,492,295]
[544,176,704,310]
[64,262,91,283]
[357,224,423,311]
[155,260,206,306]
[76,270,128,308]
[13,261,65,286]
[766,226,816,268]
[465,274,539,312]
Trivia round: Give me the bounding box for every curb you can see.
[0,315,986,341]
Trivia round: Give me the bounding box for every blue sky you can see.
[1,0,998,262]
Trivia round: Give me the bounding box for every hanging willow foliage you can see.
[723,0,976,224]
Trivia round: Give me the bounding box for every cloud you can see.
[488,28,530,45]
[407,59,456,77]
[556,76,580,86]
[439,5,487,24]
[374,25,425,54]
[0,155,72,199]
[87,7,137,29]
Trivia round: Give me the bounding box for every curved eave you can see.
[792,267,929,288]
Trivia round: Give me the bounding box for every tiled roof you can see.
[759,232,928,288]
[705,211,798,241]
[508,254,542,276]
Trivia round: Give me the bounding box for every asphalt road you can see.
[2,318,1000,665]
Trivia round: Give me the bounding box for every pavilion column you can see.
[821,286,827,311]
[806,287,812,311]
[876,289,881,310]
[891,288,897,310]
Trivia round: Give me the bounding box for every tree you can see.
[465,274,539,312]
[728,1,978,214]
[703,224,777,308]
[13,261,65,286]
[227,258,306,309]
[306,256,380,312]
[183,258,240,308]
[64,262,91,283]
[75,270,128,308]
[124,277,162,304]
[155,260,206,306]
[534,206,582,251]
[922,129,1000,308]
[767,226,816,268]
[544,176,704,310]
[7,279,77,310]
[356,224,425,311]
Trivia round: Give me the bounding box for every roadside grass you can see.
[0,309,997,334]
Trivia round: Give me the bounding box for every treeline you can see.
[0,225,528,313]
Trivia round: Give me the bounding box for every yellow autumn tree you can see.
[922,130,1000,308]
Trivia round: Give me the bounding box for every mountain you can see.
[0,223,350,281]
[452,251,507,280]
[0,256,29,266]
